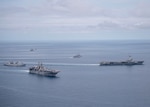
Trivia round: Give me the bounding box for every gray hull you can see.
[100,61,144,66]
[29,64,60,77]
[29,70,59,77]
[4,63,26,67]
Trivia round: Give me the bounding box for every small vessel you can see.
[30,49,34,51]
[100,56,144,66]
[4,61,26,67]
[73,54,82,58]
[29,63,60,77]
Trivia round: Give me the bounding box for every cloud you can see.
[0,0,150,33]
[0,6,28,17]
[30,0,125,18]
[87,17,150,31]
[130,1,150,18]
[29,0,95,17]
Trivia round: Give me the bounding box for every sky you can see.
[0,0,150,42]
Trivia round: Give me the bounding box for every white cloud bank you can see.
[0,0,150,40]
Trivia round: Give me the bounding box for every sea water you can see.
[0,40,150,107]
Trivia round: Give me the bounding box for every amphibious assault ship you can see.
[29,63,60,77]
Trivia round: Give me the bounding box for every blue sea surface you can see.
[0,40,150,107]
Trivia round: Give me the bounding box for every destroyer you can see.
[29,63,60,77]
[4,61,26,67]
[100,56,144,66]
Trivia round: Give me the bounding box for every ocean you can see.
[0,40,150,107]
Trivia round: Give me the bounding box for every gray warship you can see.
[100,56,144,66]
[4,61,26,67]
[29,63,60,77]
[73,54,82,58]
